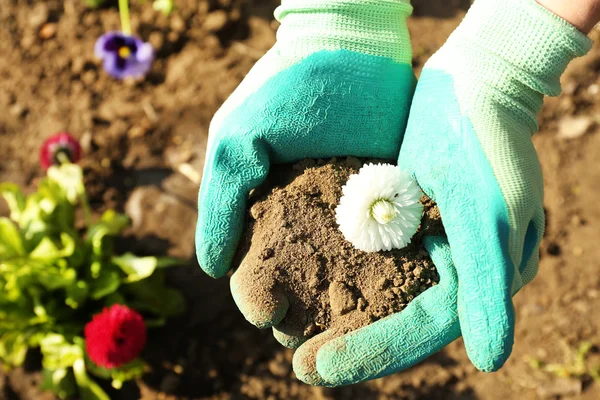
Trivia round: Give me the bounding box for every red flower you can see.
[84,304,147,369]
[40,132,82,170]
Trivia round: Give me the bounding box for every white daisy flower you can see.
[336,163,423,252]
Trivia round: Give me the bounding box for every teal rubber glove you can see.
[196,0,415,280]
[300,0,593,386]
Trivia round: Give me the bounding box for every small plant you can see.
[153,0,175,15]
[0,133,185,399]
[335,163,423,252]
[95,0,154,79]
[527,341,600,383]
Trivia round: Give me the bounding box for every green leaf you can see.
[29,233,76,260]
[47,164,84,205]
[0,217,25,259]
[153,0,174,15]
[110,358,145,389]
[112,253,158,282]
[89,267,121,300]
[39,334,83,370]
[86,357,145,388]
[73,358,110,400]
[41,368,77,399]
[87,210,129,256]
[65,281,89,309]
[125,272,185,317]
[37,267,77,291]
[84,0,107,8]
[0,183,26,222]
[0,332,28,367]
[103,291,126,307]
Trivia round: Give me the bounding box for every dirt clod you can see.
[235,158,443,347]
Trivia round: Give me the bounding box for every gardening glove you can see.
[196,0,416,280]
[304,0,593,386]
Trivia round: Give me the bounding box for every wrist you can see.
[536,0,600,33]
[274,0,413,64]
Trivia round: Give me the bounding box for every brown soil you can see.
[234,158,442,350]
[1,0,600,399]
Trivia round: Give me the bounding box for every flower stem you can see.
[56,151,70,165]
[119,0,132,35]
[78,183,93,227]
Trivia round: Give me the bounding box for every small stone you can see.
[357,298,367,311]
[403,261,415,272]
[9,104,28,118]
[391,287,401,295]
[393,277,405,287]
[39,23,57,40]
[304,243,316,255]
[329,281,357,315]
[128,125,147,139]
[249,203,264,220]
[557,116,594,140]
[413,266,423,278]
[203,10,228,32]
[170,14,186,32]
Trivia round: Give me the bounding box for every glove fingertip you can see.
[461,294,515,373]
[195,235,232,278]
[468,342,513,372]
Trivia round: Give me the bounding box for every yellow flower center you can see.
[371,199,397,225]
[118,46,131,58]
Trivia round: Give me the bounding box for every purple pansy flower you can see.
[94,32,154,79]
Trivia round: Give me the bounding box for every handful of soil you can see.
[233,158,444,350]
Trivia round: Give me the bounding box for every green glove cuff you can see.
[274,0,413,63]
[441,0,592,97]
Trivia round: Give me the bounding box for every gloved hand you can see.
[298,0,592,386]
[196,0,415,278]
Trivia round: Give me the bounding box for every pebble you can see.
[328,281,357,315]
[557,116,594,140]
[39,23,57,40]
[357,298,367,311]
[170,14,186,32]
[203,10,228,32]
[9,103,28,118]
